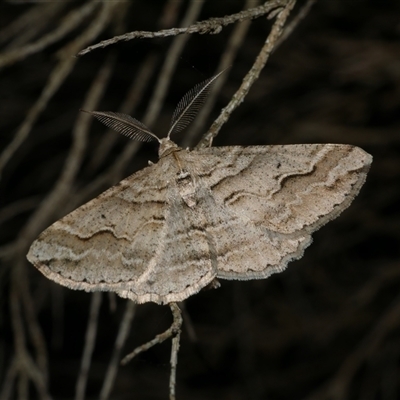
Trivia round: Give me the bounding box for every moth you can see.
[27,71,372,304]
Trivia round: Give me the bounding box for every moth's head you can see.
[158,138,181,158]
[81,70,227,160]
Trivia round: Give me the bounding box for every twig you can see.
[107,292,117,313]
[159,0,184,28]
[0,1,99,69]
[50,285,64,351]
[0,2,67,48]
[0,196,39,225]
[273,0,317,50]
[0,357,18,400]
[121,303,182,399]
[69,0,192,210]
[99,301,136,400]
[9,262,51,400]
[75,292,102,400]
[0,1,117,182]
[183,0,260,148]
[86,0,182,174]
[143,0,205,127]
[0,58,74,180]
[170,304,183,400]
[197,0,296,148]
[121,303,182,364]
[86,53,159,174]
[77,0,287,56]
[71,1,205,207]
[16,52,115,253]
[20,272,49,387]
[107,1,202,180]
[3,32,116,399]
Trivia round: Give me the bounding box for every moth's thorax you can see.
[158,138,181,158]
[158,138,198,208]
[176,167,197,208]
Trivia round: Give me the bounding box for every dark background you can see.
[1,1,399,399]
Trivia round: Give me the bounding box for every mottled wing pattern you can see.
[27,143,372,302]
[182,144,372,280]
[117,155,218,303]
[27,157,217,304]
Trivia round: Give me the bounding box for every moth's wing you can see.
[189,144,372,280]
[27,157,216,304]
[117,173,218,304]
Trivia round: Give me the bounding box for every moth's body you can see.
[27,71,372,304]
[27,142,372,304]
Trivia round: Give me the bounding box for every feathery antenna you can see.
[80,110,160,142]
[82,69,227,144]
[167,69,227,139]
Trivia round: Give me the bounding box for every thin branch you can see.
[86,0,182,173]
[0,1,117,182]
[120,303,182,400]
[86,53,159,174]
[18,350,51,400]
[143,0,205,128]
[0,197,39,225]
[121,303,182,365]
[77,0,288,56]
[71,0,198,208]
[99,301,136,400]
[70,3,208,206]
[20,272,49,387]
[197,0,296,148]
[0,59,74,180]
[170,303,183,400]
[16,52,115,253]
[273,0,317,50]
[182,0,260,147]
[9,263,51,400]
[50,285,64,351]
[103,1,207,177]
[75,293,102,400]
[0,1,99,69]
[0,2,67,48]
[0,357,18,400]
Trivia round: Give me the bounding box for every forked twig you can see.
[121,303,183,400]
